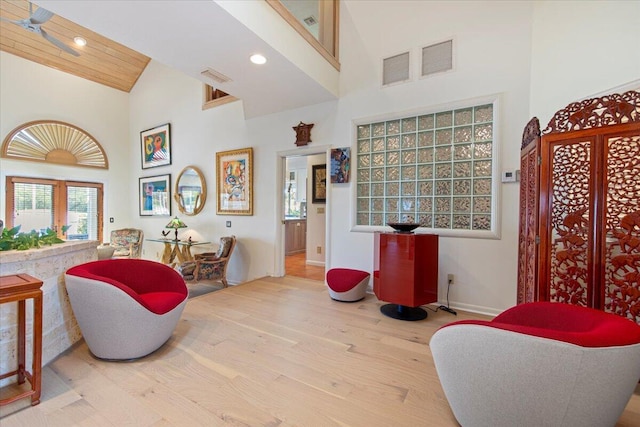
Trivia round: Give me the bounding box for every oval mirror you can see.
[174,166,206,216]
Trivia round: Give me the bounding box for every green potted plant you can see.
[0,225,70,251]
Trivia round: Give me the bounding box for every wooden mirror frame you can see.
[174,165,206,216]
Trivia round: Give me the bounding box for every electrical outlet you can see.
[316,246,322,254]
[447,273,455,284]
[226,221,231,227]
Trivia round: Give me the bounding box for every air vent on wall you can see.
[382,52,410,86]
[422,40,453,77]
[201,68,232,84]
[303,15,317,26]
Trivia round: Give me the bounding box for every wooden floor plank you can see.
[1,276,638,426]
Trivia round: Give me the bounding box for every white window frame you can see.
[350,94,502,239]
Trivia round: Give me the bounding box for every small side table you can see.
[148,239,210,267]
[0,274,43,406]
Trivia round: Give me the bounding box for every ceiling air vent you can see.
[201,68,232,84]
[382,52,410,86]
[303,15,317,26]
[422,40,453,77]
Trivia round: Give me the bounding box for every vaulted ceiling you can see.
[0,0,150,92]
[1,0,338,118]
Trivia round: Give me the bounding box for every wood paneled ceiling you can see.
[0,0,150,92]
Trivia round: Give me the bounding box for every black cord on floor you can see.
[424,278,457,316]
[440,278,457,315]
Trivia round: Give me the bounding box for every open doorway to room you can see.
[280,152,326,281]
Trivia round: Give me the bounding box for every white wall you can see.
[331,0,535,314]
[129,61,272,283]
[530,0,640,126]
[306,153,326,265]
[0,52,130,242]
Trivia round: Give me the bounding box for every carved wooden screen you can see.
[517,118,540,304]
[521,90,640,323]
[603,131,640,320]
[539,133,595,307]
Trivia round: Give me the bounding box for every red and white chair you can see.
[430,302,640,427]
[326,268,370,302]
[65,259,188,360]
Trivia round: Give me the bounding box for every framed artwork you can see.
[312,164,327,203]
[330,147,351,183]
[216,147,253,215]
[139,174,171,216]
[141,123,171,169]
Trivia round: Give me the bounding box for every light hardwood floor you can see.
[285,253,325,281]
[1,276,639,426]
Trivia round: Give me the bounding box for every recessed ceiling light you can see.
[73,36,87,47]
[250,54,267,65]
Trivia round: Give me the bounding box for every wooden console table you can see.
[0,274,43,406]
[148,239,210,266]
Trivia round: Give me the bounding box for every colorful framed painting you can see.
[312,164,327,203]
[139,174,171,216]
[141,123,171,169]
[216,147,253,215]
[330,147,351,183]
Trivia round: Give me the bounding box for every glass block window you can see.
[356,102,496,234]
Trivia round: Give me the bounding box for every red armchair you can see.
[430,302,640,427]
[65,259,187,360]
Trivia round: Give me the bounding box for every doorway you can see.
[277,148,328,280]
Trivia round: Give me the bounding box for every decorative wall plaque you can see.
[293,122,314,146]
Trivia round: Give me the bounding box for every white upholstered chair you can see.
[430,302,640,427]
[65,259,187,360]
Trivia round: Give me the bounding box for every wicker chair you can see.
[178,235,236,287]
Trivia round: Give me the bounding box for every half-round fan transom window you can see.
[1,120,108,169]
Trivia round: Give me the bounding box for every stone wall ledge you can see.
[0,240,99,264]
[0,239,98,387]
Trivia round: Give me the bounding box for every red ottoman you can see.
[326,268,370,302]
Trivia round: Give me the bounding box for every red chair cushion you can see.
[138,292,187,315]
[66,259,187,315]
[441,302,640,348]
[326,268,369,292]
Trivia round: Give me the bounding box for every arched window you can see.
[1,120,108,169]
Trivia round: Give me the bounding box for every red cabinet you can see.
[374,232,438,320]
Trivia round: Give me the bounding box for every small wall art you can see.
[312,164,327,203]
[139,174,171,216]
[330,147,351,183]
[141,123,171,169]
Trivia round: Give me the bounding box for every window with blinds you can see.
[67,186,99,240]
[6,177,103,241]
[13,182,54,234]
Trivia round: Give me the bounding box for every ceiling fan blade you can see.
[41,28,80,56]
[0,16,21,24]
[29,7,54,25]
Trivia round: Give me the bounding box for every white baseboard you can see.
[306,260,325,267]
[364,286,502,318]
[435,301,502,317]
